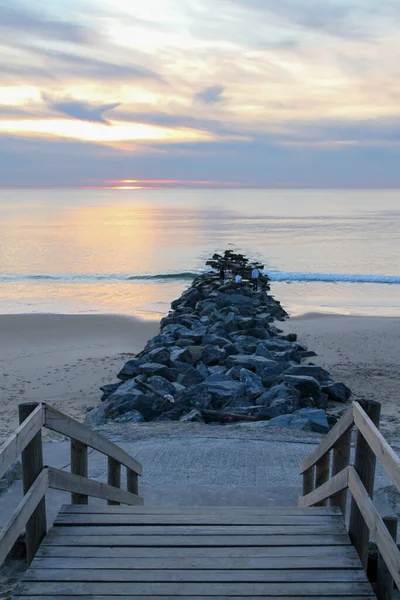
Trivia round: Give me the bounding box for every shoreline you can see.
[0,311,399,441]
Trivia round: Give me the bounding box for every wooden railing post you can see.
[107,458,121,505]
[127,468,139,496]
[71,439,88,504]
[377,516,398,600]
[331,429,351,517]
[349,399,381,569]
[315,453,330,506]
[18,402,47,565]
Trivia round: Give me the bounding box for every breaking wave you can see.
[0,271,399,284]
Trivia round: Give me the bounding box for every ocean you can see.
[0,188,399,319]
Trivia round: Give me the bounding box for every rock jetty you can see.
[87,251,351,432]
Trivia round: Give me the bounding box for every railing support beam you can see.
[19,402,47,565]
[331,429,351,517]
[71,439,88,504]
[349,399,381,569]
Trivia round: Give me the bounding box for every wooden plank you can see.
[107,457,121,506]
[35,544,360,558]
[331,429,351,517]
[315,452,330,507]
[12,596,377,600]
[44,405,142,476]
[70,440,88,505]
[30,555,363,570]
[300,405,354,474]
[54,513,344,526]
[0,404,44,479]
[47,467,143,506]
[299,467,349,508]
[59,504,341,515]
[19,403,47,565]
[24,568,367,582]
[348,466,400,589]
[14,581,375,596]
[42,533,352,546]
[349,400,381,569]
[49,524,347,535]
[0,469,48,565]
[353,401,400,493]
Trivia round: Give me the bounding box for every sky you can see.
[1,0,400,188]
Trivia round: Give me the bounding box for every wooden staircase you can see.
[1,400,400,598]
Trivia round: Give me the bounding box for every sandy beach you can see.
[0,314,159,442]
[0,312,399,442]
[281,313,400,439]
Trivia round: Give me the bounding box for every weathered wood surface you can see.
[331,429,351,516]
[348,466,400,589]
[70,439,88,505]
[300,405,354,474]
[353,400,400,492]
[16,504,373,598]
[298,467,349,508]
[0,403,44,479]
[19,403,47,565]
[44,405,142,476]
[0,468,48,565]
[47,467,143,506]
[349,400,381,569]
[59,504,342,515]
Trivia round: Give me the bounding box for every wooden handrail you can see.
[0,404,45,479]
[348,466,400,589]
[45,405,142,476]
[0,468,48,565]
[0,402,143,567]
[47,467,143,506]
[299,400,400,599]
[353,401,400,492]
[300,405,354,474]
[299,466,349,508]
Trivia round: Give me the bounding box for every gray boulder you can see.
[284,375,322,401]
[177,366,204,387]
[117,358,143,381]
[147,376,176,397]
[144,334,175,351]
[239,368,264,400]
[285,365,332,385]
[138,362,166,376]
[177,383,212,410]
[204,375,245,403]
[202,345,226,366]
[202,334,230,347]
[322,382,352,402]
[259,360,286,385]
[261,408,329,433]
[255,343,274,360]
[256,383,301,418]
[170,347,193,364]
[146,347,170,365]
[227,354,280,374]
[100,382,121,402]
[196,361,209,379]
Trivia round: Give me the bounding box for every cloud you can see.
[48,98,120,123]
[30,47,164,82]
[223,0,379,39]
[0,3,93,43]
[195,85,225,105]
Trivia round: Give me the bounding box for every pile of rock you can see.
[87,252,351,432]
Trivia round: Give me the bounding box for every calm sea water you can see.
[0,189,399,319]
